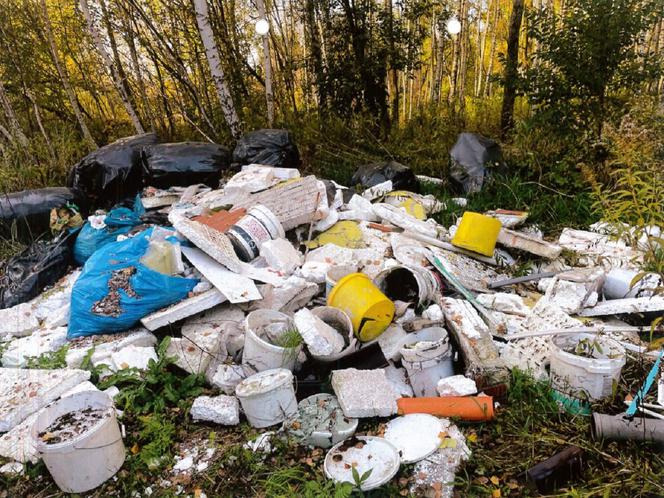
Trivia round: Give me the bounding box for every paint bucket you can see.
[373,265,438,305]
[242,310,302,372]
[235,368,298,428]
[309,306,359,362]
[603,268,661,299]
[549,333,625,401]
[325,264,358,298]
[31,391,125,493]
[327,273,395,342]
[451,211,502,256]
[324,436,401,491]
[400,327,453,397]
[227,205,285,262]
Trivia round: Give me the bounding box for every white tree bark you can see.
[193,0,241,138]
[0,79,29,148]
[39,0,97,148]
[256,0,275,127]
[79,0,144,134]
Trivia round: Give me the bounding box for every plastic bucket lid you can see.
[327,273,395,342]
[384,414,444,464]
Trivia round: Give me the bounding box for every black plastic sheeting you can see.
[351,160,419,192]
[142,142,233,188]
[67,132,158,208]
[449,132,504,194]
[0,230,76,309]
[0,187,84,243]
[232,129,300,169]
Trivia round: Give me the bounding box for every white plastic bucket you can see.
[243,310,302,372]
[550,333,626,401]
[325,264,358,298]
[228,205,285,262]
[603,268,661,299]
[400,327,453,397]
[373,264,438,305]
[31,391,125,493]
[235,368,298,428]
[309,306,359,362]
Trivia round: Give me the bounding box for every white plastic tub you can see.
[550,333,626,401]
[400,327,453,397]
[242,310,302,372]
[235,368,298,428]
[373,264,438,305]
[31,391,125,493]
[227,205,285,262]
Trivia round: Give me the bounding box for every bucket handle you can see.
[72,438,123,451]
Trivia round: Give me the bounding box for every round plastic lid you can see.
[384,414,445,464]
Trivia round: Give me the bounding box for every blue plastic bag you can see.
[68,227,198,339]
[73,196,145,265]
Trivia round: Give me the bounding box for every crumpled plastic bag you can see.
[351,160,419,192]
[232,129,300,169]
[68,227,197,339]
[449,133,504,194]
[67,132,158,208]
[0,187,85,243]
[0,231,75,309]
[73,196,145,265]
[141,142,232,188]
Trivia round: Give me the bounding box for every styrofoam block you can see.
[259,238,303,275]
[436,375,477,397]
[2,327,68,368]
[190,395,239,425]
[111,345,158,371]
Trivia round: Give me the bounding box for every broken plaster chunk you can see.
[210,363,251,395]
[294,308,345,357]
[377,324,410,362]
[441,298,489,340]
[437,375,478,397]
[111,345,158,371]
[384,363,414,398]
[2,327,68,368]
[190,395,240,425]
[167,334,222,376]
[476,293,530,316]
[331,368,398,418]
[422,304,444,321]
[0,303,40,338]
[65,328,158,369]
[259,238,303,275]
[0,367,90,432]
[0,462,24,475]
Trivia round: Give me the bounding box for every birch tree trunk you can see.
[484,0,499,97]
[256,0,275,127]
[39,0,97,148]
[26,88,55,160]
[193,0,241,139]
[79,0,144,134]
[0,79,29,148]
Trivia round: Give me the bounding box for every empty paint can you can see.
[227,205,285,262]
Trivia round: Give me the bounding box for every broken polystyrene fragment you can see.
[190,395,239,425]
[259,238,303,275]
[437,375,478,397]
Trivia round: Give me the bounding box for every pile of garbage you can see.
[1,130,663,495]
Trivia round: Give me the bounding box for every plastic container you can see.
[31,391,125,493]
[549,333,626,401]
[383,414,444,463]
[243,310,302,372]
[309,306,359,362]
[397,396,495,421]
[324,436,401,491]
[400,327,453,397]
[373,265,438,306]
[235,368,298,428]
[325,264,358,298]
[451,211,502,256]
[227,204,285,262]
[603,268,661,299]
[327,273,395,342]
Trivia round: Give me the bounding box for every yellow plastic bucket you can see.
[451,212,502,257]
[327,273,395,342]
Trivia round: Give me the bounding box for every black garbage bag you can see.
[0,230,76,309]
[142,142,232,188]
[450,132,504,194]
[0,187,85,243]
[232,129,300,169]
[67,132,158,208]
[351,160,419,193]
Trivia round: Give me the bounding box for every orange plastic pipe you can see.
[397,396,495,422]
